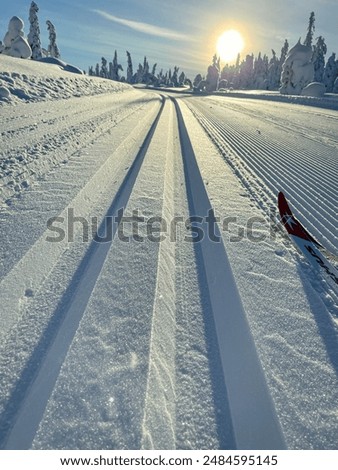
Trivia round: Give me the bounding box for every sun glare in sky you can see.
[217,29,245,63]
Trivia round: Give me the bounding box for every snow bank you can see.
[0,55,131,104]
[38,57,83,75]
[301,82,326,97]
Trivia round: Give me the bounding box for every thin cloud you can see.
[92,9,189,41]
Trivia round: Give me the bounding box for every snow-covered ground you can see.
[0,57,338,450]
[0,55,129,104]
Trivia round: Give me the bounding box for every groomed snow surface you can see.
[0,57,338,450]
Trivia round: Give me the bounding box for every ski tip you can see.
[278,191,287,206]
[277,191,292,219]
[277,191,323,248]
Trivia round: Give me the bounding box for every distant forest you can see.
[89,12,338,94]
[89,52,190,88]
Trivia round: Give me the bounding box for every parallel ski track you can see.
[0,93,152,143]
[0,96,166,450]
[3,92,334,450]
[1,94,286,450]
[185,98,338,255]
[0,95,154,204]
[173,97,286,450]
[30,97,228,450]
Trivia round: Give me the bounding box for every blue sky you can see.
[1,0,337,78]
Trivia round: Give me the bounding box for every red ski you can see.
[278,191,338,287]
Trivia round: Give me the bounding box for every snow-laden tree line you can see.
[196,12,338,95]
[88,52,190,88]
[0,1,60,61]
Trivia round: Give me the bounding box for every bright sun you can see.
[217,29,244,63]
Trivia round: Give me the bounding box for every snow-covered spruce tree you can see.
[280,39,289,64]
[161,70,168,86]
[304,11,315,48]
[280,40,314,95]
[233,53,241,88]
[206,54,220,92]
[111,50,123,81]
[155,69,164,86]
[267,49,280,89]
[312,36,327,83]
[126,51,133,83]
[178,71,185,86]
[2,16,32,58]
[135,63,143,83]
[147,63,157,85]
[28,1,42,60]
[263,55,269,81]
[238,54,254,89]
[279,40,289,69]
[168,68,172,85]
[172,66,179,87]
[46,20,60,58]
[193,73,202,88]
[276,39,289,87]
[253,52,268,89]
[220,55,240,89]
[323,53,338,92]
[100,57,108,78]
[142,56,150,84]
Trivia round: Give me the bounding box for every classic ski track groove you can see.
[0,96,162,337]
[2,91,335,450]
[172,97,286,450]
[0,95,153,204]
[0,97,166,450]
[186,99,338,255]
[0,95,114,136]
[31,97,229,450]
[0,94,151,144]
